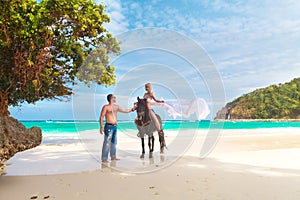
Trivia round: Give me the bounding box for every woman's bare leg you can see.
[149,109,161,132]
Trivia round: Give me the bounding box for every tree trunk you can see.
[0,92,10,116]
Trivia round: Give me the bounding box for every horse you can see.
[135,97,167,158]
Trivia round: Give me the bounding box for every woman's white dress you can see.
[148,98,210,120]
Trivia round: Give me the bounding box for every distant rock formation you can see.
[0,115,42,171]
[215,106,233,120]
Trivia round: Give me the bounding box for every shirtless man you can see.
[100,94,135,163]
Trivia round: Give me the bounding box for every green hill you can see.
[215,78,300,120]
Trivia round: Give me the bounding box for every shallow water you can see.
[21,120,300,134]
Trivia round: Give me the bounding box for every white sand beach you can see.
[1,128,300,200]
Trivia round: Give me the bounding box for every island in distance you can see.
[215,78,300,120]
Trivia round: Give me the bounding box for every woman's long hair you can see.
[145,83,154,96]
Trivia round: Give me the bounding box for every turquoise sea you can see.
[21,120,300,134]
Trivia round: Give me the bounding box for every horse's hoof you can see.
[149,152,153,158]
[140,154,145,159]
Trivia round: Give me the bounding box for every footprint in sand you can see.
[148,186,159,195]
[76,189,88,196]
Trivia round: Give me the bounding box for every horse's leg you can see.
[148,136,151,151]
[151,136,155,152]
[140,138,145,159]
[159,129,166,154]
[148,136,153,158]
[153,114,166,154]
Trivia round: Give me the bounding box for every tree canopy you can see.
[217,78,300,119]
[0,0,120,115]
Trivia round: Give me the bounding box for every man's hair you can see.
[107,94,113,102]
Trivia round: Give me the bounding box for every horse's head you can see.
[135,97,150,126]
[136,97,147,118]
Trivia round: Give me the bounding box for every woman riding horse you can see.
[135,83,167,158]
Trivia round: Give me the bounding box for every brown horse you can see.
[135,97,166,158]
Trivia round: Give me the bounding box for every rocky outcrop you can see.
[214,106,235,120]
[0,115,42,172]
[214,107,230,120]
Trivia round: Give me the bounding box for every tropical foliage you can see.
[225,78,300,119]
[0,0,120,115]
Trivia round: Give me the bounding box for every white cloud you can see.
[96,0,129,34]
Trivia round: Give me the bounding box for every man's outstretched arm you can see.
[117,105,136,113]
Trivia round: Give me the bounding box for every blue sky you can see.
[10,0,300,120]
